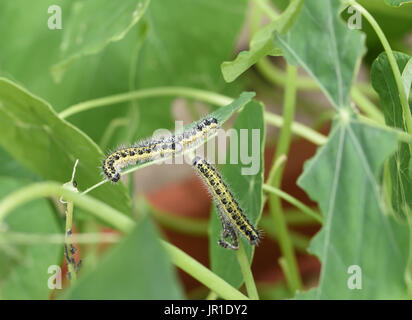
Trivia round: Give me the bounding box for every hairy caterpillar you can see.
[102,117,219,182]
[192,156,260,250]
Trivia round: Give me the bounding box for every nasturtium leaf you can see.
[0,0,248,147]
[64,215,183,299]
[274,0,365,109]
[0,78,132,215]
[371,52,412,218]
[209,100,265,288]
[221,0,303,82]
[384,0,412,7]
[0,147,38,181]
[0,0,148,145]
[297,115,410,299]
[52,0,150,80]
[129,0,248,141]
[0,177,61,299]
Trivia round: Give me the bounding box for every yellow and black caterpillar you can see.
[102,117,219,182]
[192,156,260,250]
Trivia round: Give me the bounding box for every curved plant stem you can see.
[64,200,77,282]
[267,64,302,293]
[150,204,208,236]
[99,117,129,149]
[257,57,319,91]
[253,0,278,20]
[81,111,328,197]
[347,0,412,142]
[0,231,121,244]
[60,87,233,119]
[357,115,412,144]
[0,182,247,300]
[284,210,321,225]
[259,219,310,253]
[257,56,378,98]
[163,242,249,300]
[0,183,134,232]
[236,242,259,300]
[264,112,328,145]
[351,87,384,124]
[278,257,294,292]
[263,184,323,224]
[206,291,218,300]
[405,210,412,298]
[61,84,327,147]
[263,209,321,226]
[81,157,165,195]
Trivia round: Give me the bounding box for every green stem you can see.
[259,218,311,253]
[0,182,247,300]
[257,56,378,99]
[65,200,77,282]
[257,57,318,91]
[206,291,218,300]
[150,204,209,236]
[0,183,135,232]
[405,209,412,298]
[253,0,278,20]
[357,114,412,144]
[60,83,328,147]
[0,231,121,244]
[60,87,232,119]
[264,112,328,145]
[347,0,412,141]
[99,117,129,149]
[278,257,294,292]
[262,155,287,206]
[263,184,323,224]
[81,110,328,197]
[267,64,302,293]
[163,242,248,300]
[282,209,321,226]
[236,242,259,300]
[351,87,385,124]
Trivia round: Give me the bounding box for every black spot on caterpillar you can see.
[102,117,219,182]
[192,156,261,249]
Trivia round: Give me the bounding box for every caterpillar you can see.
[192,156,260,250]
[102,117,219,182]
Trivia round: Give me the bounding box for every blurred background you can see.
[0,0,411,299]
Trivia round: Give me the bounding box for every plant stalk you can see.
[267,64,302,293]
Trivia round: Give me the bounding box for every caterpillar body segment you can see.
[102,117,219,182]
[192,156,261,249]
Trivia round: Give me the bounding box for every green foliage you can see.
[0,0,247,145]
[275,0,365,109]
[0,177,61,299]
[101,91,255,175]
[0,78,132,215]
[64,216,183,299]
[209,100,265,288]
[298,118,409,299]
[0,0,411,301]
[127,0,248,141]
[371,52,412,218]
[52,0,150,80]
[221,0,303,82]
[384,0,412,6]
